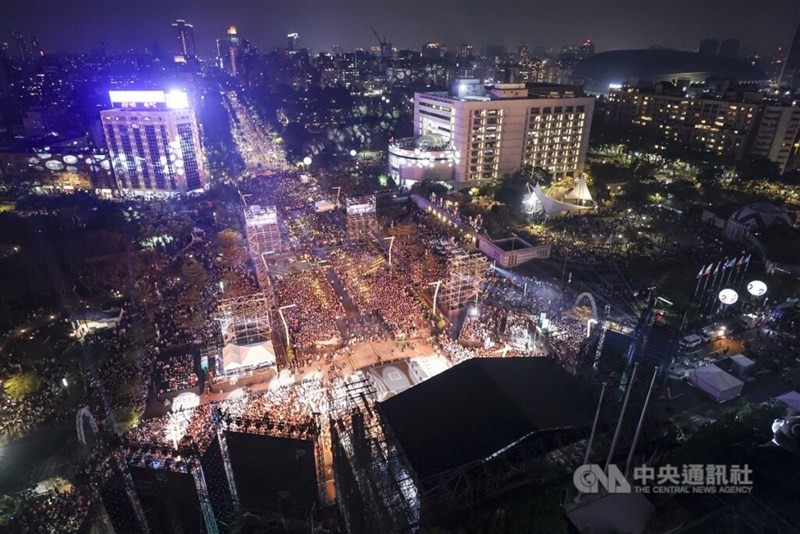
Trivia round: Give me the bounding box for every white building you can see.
[412,79,594,186]
[101,90,206,196]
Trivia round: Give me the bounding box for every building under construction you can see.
[439,253,488,310]
[345,196,378,239]
[331,358,596,532]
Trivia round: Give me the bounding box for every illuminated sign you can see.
[718,289,739,305]
[108,90,189,110]
[746,280,767,297]
[346,204,375,215]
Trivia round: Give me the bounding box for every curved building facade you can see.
[572,49,768,94]
[388,135,457,187]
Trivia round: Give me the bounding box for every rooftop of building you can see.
[419,80,589,102]
[379,357,594,479]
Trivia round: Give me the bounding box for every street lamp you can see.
[332,186,342,207]
[587,318,598,338]
[429,281,442,318]
[384,236,395,266]
[278,304,297,353]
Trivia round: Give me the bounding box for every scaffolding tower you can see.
[346,196,378,239]
[217,294,273,346]
[331,376,420,533]
[244,204,281,255]
[440,253,489,310]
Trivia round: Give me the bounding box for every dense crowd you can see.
[155,353,198,393]
[3,486,90,534]
[274,270,344,352]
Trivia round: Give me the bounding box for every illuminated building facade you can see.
[413,80,594,185]
[216,26,242,76]
[101,90,206,195]
[606,85,800,172]
[780,19,800,90]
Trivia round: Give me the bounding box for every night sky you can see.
[2,0,799,57]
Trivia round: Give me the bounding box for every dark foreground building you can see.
[332,357,596,532]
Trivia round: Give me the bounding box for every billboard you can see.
[346,203,375,216]
[108,90,189,110]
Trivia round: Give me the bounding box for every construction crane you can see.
[370,26,391,61]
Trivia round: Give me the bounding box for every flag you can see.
[744,254,751,265]
[724,257,736,269]
[696,265,706,278]
[703,263,713,276]
[736,255,745,269]
[712,262,721,276]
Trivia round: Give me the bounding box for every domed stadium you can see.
[728,203,792,230]
[572,49,768,94]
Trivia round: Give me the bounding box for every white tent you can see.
[565,175,594,203]
[688,364,744,402]
[531,184,594,216]
[729,354,756,376]
[776,391,800,413]
[221,341,276,373]
[315,199,335,212]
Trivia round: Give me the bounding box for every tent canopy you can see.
[314,199,335,212]
[222,341,276,372]
[776,391,800,412]
[532,184,594,216]
[688,364,743,402]
[565,176,594,203]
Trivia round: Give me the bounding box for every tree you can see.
[735,156,780,183]
[180,257,209,288]
[3,372,41,399]
[410,179,448,198]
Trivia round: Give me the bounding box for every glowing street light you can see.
[384,236,395,266]
[429,281,443,318]
[303,156,312,166]
[586,318,598,338]
[349,149,357,157]
[278,304,297,353]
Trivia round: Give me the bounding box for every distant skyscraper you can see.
[578,39,595,59]
[30,36,42,57]
[12,32,29,61]
[699,38,718,55]
[779,19,800,89]
[172,19,196,58]
[456,43,473,58]
[101,90,206,195]
[517,44,529,62]
[287,32,298,52]
[484,45,506,63]
[422,42,444,59]
[719,38,740,58]
[216,26,242,76]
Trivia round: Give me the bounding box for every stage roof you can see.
[379,357,594,479]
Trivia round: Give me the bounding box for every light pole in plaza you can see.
[429,280,442,318]
[239,192,251,207]
[384,236,395,266]
[332,186,342,207]
[278,304,296,354]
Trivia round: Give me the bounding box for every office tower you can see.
[411,79,594,184]
[719,38,740,58]
[12,32,29,61]
[101,90,206,195]
[517,44,529,62]
[484,45,506,63]
[216,26,241,76]
[30,36,41,57]
[456,43,473,58]
[578,39,595,59]
[699,38,719,55]
[172,19,197,58]
[779,19,800,89]
[288,32,298,52]
[422,42,444,59]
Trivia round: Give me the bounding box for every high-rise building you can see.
[484,45,506,63]
[172,19,197,59]
[412,79,594,184]
[578,39,595,59]
[287,32,298,52]
[517,44,530,62]
[779,19,800,90]
[216,26,242,76]
[719,38,740,58]
[12,32,29,62]
[30,36,42,57]
[100,90,206,195]
[699,38,719,55]
[456,43,473,58]
[422,42,444,59]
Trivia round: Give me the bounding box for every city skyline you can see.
[2,0,800,56]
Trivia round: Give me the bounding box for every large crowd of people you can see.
[3,485,90,533]
[274,270,344,352]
